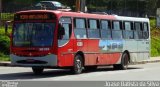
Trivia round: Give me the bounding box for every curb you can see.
[0,59,160,67]
[130,59,160,65]
[0,62,12,66]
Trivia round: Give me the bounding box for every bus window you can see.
[100,20,111,39]
[88,19,100,38]
[124,22,131,30]
[101,20,109,29]
[75,19,86,28]
[112,21,123,39]
[60,17,72,24]
[58,17,72,46]
[89,19,98,29]
[61,24,70,39]
[135,22,142,31]
[134,22,143,39]
[123,22,134,39]
[13,23,55,47]
[113,21,120,30]
[74,18,87,39]
[143,23,149,39]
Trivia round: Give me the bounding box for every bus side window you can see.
[58,17,72,40]
[112,21,123,39]
[100,20,111,39]
[134,22,143,39]
[58,17,72,46]
[87,19,100,38]
[74,18,87,39]
[123,21,134,39]
[143,23,149,39]
[61,24,71,40]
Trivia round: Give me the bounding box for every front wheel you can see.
[113,53,129,70]
[32,67,44,75]
[71,55,83,74]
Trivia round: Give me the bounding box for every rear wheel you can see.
[71,55,83,74]
[32,67,44,75]
[113,52,129,70]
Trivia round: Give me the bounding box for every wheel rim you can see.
[75,59,82,72]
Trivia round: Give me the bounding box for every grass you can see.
[150,18,160,57]
[0,53,10,61]
[151,29,160,57]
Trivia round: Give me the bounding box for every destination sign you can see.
[14,13,56,20]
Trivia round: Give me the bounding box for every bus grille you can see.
[17,60,47,64]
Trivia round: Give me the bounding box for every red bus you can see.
[10,10,150,74]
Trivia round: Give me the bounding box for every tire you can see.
[32,67,44,75]
[72,55,83,74]
[113,52,129,70]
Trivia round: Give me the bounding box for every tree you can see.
[1,0,159,17]
[145,0,158,16]
[0,0,2,26]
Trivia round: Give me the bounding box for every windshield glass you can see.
[13,23,55,47]
[54,3,62,7]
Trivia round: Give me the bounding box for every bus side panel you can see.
[86,39,122,65]
[97,54,110,65]
[99,40,123,65]
[123,40,137,62]
[109,53,122,64]
[86,39,100,65]
[73,39,89,65]
[57,39,74,67]
[123,40,150,62]
[137,39,150,61]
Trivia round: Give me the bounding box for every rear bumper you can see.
[10,54,57,67]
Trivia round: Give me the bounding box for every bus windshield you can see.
[13,22,55,47]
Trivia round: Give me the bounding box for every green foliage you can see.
[150,18,160,57]
[1,0,160,16]
[0,27,11,54]
[151,37,160,57]
[0,13,14,20]
[0,53,10,61]
[150,19,156,28]
[0,35,10,55]
[0,28,10,61]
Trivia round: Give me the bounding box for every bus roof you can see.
[16,10,149,22]
[115,16,149,22]
[15,10,115,20]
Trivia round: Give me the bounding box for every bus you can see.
[9,10,150,74]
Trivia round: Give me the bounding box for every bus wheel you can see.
[32,67,44,75]
[72,55,83,74]
[113,52,129,70]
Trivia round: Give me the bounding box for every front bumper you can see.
[10,54,57,67]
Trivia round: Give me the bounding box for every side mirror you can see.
[58,24,65,39]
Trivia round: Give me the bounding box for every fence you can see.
[0,13,14,27]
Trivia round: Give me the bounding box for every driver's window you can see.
[58,17,72,47]
[62,24,70,40]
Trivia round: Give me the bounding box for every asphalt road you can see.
[0,63,160,81]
